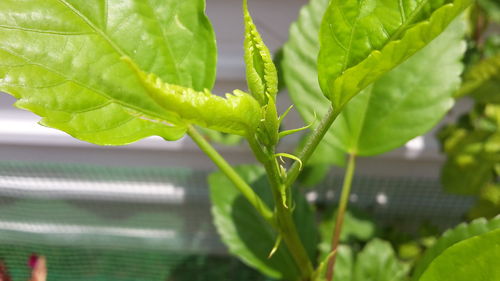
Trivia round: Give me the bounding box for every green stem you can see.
[247,135,314,279]
[263,155,314,280]
[326,154,356,281]
[285,106,341,189]
[187,125,275,226]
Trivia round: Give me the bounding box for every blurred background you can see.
[0,0,496,280]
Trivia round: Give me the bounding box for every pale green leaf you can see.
[417,228,500,281]
[283,0,466,157]
[0,0,216,145]
[124,57,261,136]
[282,0,345,167]
[331,15,464,156]
[353,239,409,281]
[209,165,317,280]
[412,216,500,281]
[243,0,278,105]
[318,0,471,110]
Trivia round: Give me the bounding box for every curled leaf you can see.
[318,0,472,110]
[124,57,262,136]
[243,0,278,105]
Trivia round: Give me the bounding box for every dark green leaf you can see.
[318,0,471,110]
[417,228,500,281]
[0,0,216,145]
[412,216,500,281]
[209,165,317,280]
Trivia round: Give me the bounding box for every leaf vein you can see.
[0,25,90,36]
[0,45,172,125]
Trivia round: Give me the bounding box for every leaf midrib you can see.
[339,0,433,73]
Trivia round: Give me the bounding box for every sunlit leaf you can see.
[125,57,261,136]
[282,0,344,167]
[412,216,500,281]
[242,0,278,105]
[458,53,500,103]
[283,0,466,157]
[417,228,500,281]
[318,0,471,110]
[0,0,216,145]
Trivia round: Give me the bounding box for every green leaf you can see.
[315,245,353,281]
[0,0,216,145]
[243,0,278,105]
[439,104,499,195]
[283,0,466,157]
[124,57,261,136]
[412,216,500,281]
[353,239,409,281]
[318,0,471,110]
[458,54,500,103]
[209,165,317,280]
[328,17,466,156]
[319,208,377,260]
[417,228,500,281]
[282,0,345,167]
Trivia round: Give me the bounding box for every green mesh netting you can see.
[0,161,473,280]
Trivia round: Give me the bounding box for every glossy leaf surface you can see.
[242,0,278,105]
[283,0,466,157]
[0,0,216,145]
[412,216,500,281]
[318,0,471,110]
[331,18,465,156]
[209,165,317,280]
[418,228,500,281]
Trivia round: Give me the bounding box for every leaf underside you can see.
[0,0,216,145]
